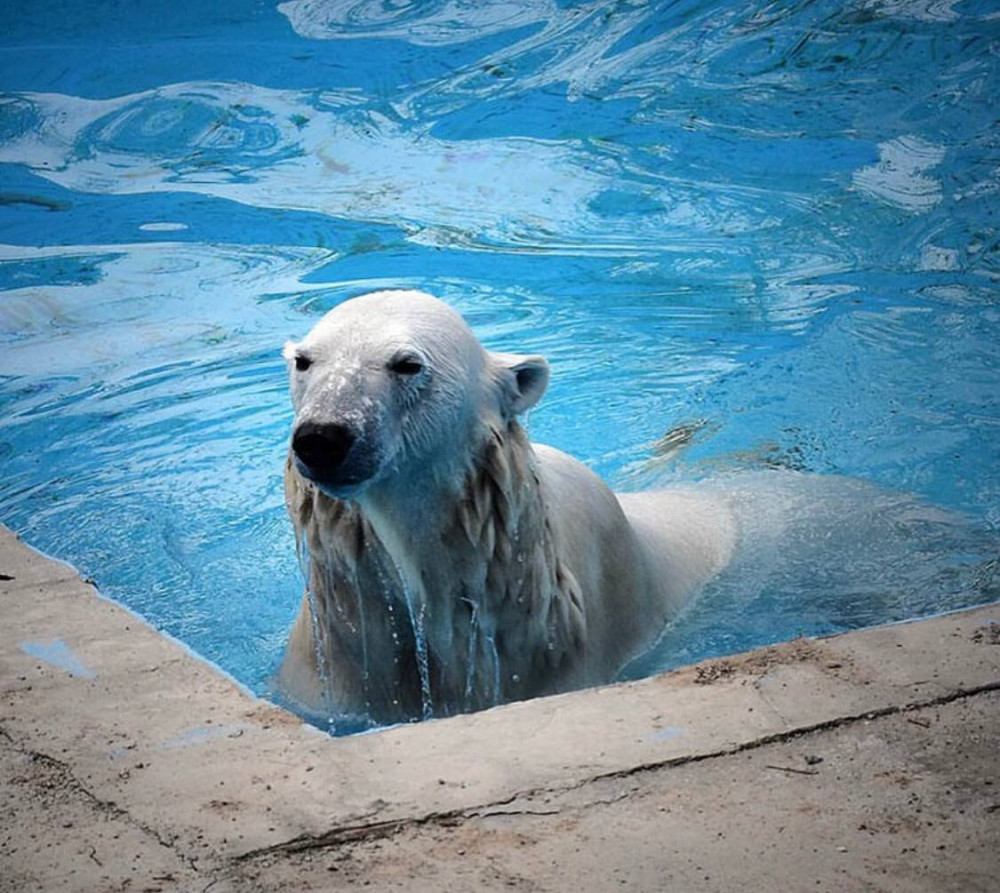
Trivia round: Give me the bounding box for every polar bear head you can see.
[284,290,549,500]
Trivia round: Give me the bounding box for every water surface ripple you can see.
[1,0,998,728]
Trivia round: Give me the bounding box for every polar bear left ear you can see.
[493,352,550,417]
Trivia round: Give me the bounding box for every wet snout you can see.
[291,420,358,486]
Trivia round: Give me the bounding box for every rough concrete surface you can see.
[1,525,998,891]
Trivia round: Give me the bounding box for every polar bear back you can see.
[532,444,736,677]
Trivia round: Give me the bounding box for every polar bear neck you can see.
[443,422,588,688]
[285,421,587,721]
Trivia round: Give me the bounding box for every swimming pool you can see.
[2,0,998,729]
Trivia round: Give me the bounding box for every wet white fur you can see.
[278,290,736,724]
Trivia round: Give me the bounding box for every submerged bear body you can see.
[278,290,735,725]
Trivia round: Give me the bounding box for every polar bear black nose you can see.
[292,421,356,477]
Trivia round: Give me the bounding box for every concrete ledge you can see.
[2,524,998,891]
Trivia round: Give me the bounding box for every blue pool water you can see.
[2,1,998,724]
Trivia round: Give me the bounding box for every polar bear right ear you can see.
[492,352,550,418]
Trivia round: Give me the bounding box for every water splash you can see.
[458,594,504,711]
[403,587,433,721]
[352,567,371,714]
[462,597,479,708]
[372,550,433,721]
[486,634,501,706]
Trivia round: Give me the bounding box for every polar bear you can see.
[278,290,737,726]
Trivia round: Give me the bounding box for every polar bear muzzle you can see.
[291,419,369,493]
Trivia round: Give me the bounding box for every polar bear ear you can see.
[493,352,550,417]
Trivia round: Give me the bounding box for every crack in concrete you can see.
[1,726,123,819]
[569,679,1000,792]
[469,787,632,820]
[240,814,460,858]
[0,723,201,874]
[472,807,564,818]
[235,678,1000,864]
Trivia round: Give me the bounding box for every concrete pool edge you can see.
[2,523,999,889]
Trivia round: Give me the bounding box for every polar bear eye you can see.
[388,354,424,377]
[294,354,313,372]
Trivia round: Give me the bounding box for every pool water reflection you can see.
[1,0,998,729]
